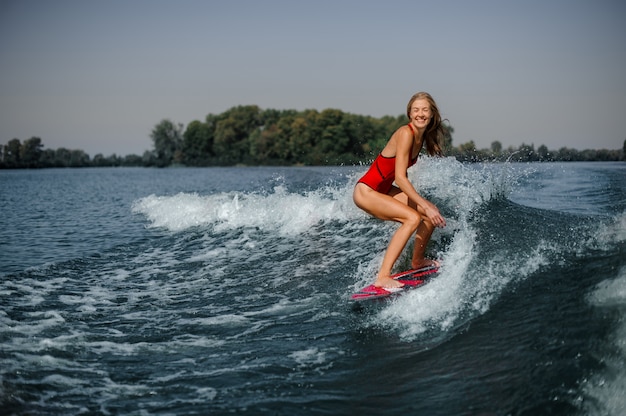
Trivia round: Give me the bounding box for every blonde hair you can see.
[406,92,444,156]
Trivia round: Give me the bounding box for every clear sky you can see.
[1,0,625,157]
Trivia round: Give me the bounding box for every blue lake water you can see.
[1,160,624,415]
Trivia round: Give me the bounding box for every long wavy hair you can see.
[406,92,444,156]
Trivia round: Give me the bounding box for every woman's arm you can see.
[393,128,446,227]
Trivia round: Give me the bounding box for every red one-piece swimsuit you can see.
[357,123,418,194]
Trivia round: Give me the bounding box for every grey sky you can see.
[1,0,624,156]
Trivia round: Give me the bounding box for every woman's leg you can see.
[389,189,438,270]
[395,192,438,269]
[353,184,422,288]
[412,220,437,269]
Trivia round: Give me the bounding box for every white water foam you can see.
[131,157,516,239]
[412,157,515,218]
[132,184,360,236]
[588,211,626,251]
[585,266,626,416]
[131,158,539,344]
[378,226,477,338]
[361,158,546,340]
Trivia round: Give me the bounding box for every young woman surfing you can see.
[353,92,447,289]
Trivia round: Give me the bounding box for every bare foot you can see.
[411,258,440,270]
[373,275,405,289]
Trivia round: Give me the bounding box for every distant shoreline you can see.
[2,105,624,168]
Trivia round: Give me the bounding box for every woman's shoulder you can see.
[383,124,413,156]
[392,124,414,143]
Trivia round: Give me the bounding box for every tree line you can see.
[1,105,624,169]
[0,137,145,169]
[147,105,455,167]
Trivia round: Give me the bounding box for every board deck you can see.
[350,265,439,302]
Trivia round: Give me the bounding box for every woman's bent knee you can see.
[404,211,422,230]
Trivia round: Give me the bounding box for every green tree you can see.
[249,123,282,164]
[314,109,349,164]
[337,114,371,162]
[69,149,90,167]
[213,105,262,165]
[122,154,143,166]
[142,150,157,166]
[458,140,477,162]
[150,119,183,167]
[556,147,577,161]
[289,111,316,164]
[182,119,213,166]
[4,138,22,168]
[250,109,298,164]
[512,143,537,162]
[20,137,43,168]
[55,148,72,167]
[93,153,108,166]
[490,141,502,156]
[537,144,550,161]
[40,148,56,167]
[269,110,299,163]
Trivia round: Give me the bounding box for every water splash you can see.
[131,159,611,344]
[584,266,626,415]
[132,183,359,236]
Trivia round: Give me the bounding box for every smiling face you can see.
[405,92,443,155]
[408,98,433,130]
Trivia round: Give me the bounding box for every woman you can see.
[353,92,447,289]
